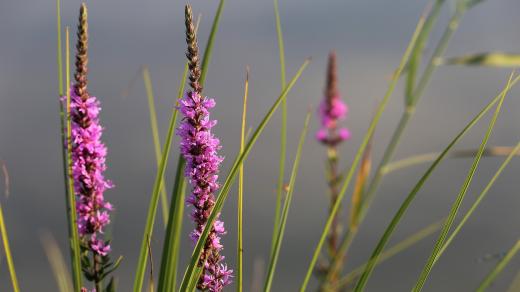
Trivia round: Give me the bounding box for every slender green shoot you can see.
[142,66,169,226]
[353,74,520,292]
[272,0,288,257]
[157,62,189,292]
[265,111,311,292]
[412,73,513,292]
[42,233,74,292]
[331,219,444,290]
[477,239,520,292]
[237,68,249,292]
[199,0,225,87]
[0,203,19,292]
[179,59,310,292]
[435,141,520,263]
[382,146,520,174]
[299,13,426,291]
[66,27,83,291]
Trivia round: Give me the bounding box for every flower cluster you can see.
[316,51,351,145]
[177,90,232,291]
[69,85,113,257]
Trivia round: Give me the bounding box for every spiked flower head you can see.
[64,4,117,288]
[316,51,351,145]
[176,5,232,291]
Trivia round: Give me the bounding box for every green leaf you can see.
[477,239,520,292]
[0,203,19,292]
[299,12,427,291]
[435,141,520,264]
[236,68,249,292]
[199,0,225,87]
[264,111,311,292]
[412,73,512,292]
[179,59,310,292]
[142,66,170,227]
[353,74,519,292]
[42,233,74,292]
[271,0,288,261]
[443,53,520,67]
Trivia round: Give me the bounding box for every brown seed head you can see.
[185,5,202,94]
[75,3,89,101]
[325,50,339,103]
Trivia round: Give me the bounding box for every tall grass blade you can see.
[353,74,519,292]
[271,0,288,258]
[199,0,225,86]
[264,111,311,292]
[412,73,513,292]
[443,52,520,67]
[332,219,443,290]
[65,27,82,291]
[157,63,189,292]
[0,202,19,292]
[142,66,169,226]
[476,239,520,292]
[435,141,520,263]
[382,146,520,174]
[350,138,372,230]
[237,68,249,292]
[42,233,74,292]
[179,59,310,291]
[299,13,426,291]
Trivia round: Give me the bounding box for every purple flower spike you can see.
[177,91,232,291]
[68,85,113,256]
[317,51,351,146]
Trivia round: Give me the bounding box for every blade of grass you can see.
[476,239,520,292]
[412,72,513,292]
[142,66,169,226]
[179,59,310,291]
[299,13,426,291]
[353,73,519,292]
[65,27,82,291]
[330,219,444,291]
[157,63,189,292]
[0,202,19,292]
[382,146,520,174]
[330,4,474,281]
[199,0,225,87]
[435,141,520,263]
[272,0,288,259]
[42,233,74,292]
[443,52,520,67]
[237,68,249,292]
[264,111,311,292]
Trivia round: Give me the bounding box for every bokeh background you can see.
[0,0,519,291]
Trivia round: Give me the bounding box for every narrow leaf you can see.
[42,233,74,292]
[477,239,520,292]
[264,111,311,292]
[179,59,310,291]
[443,52,520,67]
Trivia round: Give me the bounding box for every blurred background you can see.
[0,0,519,291]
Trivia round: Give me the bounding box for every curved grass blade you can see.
[65,27,82,291]
[299,13,427,291]
[237,68,249,292]
[443,52,520,67]
[331,219,443,290]
[382,146,520,174]
[412,73,513,292]
[476,239,520,292]
[179,59,310,291]
[264,111,311,292]
[353,74,519,292]
[0,202,19,292]
[271,0,288,258]
[199,0,225,87]
[157,62,189,292]
[142,66,169,226]
[435,141,520,263]
[42,233,74,292]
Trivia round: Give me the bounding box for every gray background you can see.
[0,0,519,291]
